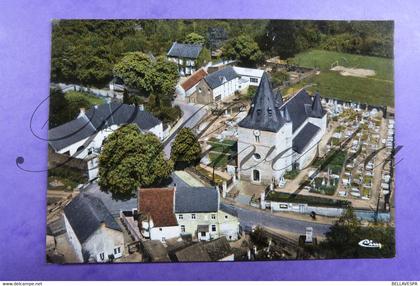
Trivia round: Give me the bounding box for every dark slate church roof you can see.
[167,42,203,59]
[204,66,239,89]
[292,122,320,154]
[175,186,219,213]
[238,72,326,133]
[48,103,161,151]
[238,73,285,132]
[64,193,121,244]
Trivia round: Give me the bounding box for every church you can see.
[237,73,327,186]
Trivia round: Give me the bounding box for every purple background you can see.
[0,0,419,281]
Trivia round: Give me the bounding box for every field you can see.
[286,50,394,107]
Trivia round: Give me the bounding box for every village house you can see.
[138,187,180,242]
[136,185,240,242]
[233,66,265,87]
[48,102,163,181]
[174,237,234,262]
[167,42,203,76]
[237,73,327,185]
[193,66,242,104]
[175,68,208,101]
[63,193,124,263]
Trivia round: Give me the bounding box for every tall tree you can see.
[184,32,206,45]
[98,124,173,198]
[170,128,202,168]
[222,35,264,67]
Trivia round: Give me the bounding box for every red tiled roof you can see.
[181,68,208,91]
[138,187,178,227]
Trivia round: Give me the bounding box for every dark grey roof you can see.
[47,216,66,236]
[309,92,325,118]
[292,122,320,154]
[238,73,285,132]
[48,116,97,151]
[84,102,161,131]
[142,240,171,262]
[49,103,161,151]
[175,243,211,262]
[203,237,233,261]
[175,186,219,213]
[167,42,203,59]
[238,73,326,134]
[204,66,239,89]
[220,204,238,217]
[63,193,121,244]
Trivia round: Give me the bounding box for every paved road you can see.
[221,203,332,237]
[52,83,114,98]
[163,101,208,157]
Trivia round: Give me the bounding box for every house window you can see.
[181,225,185,232]
[215,95,222,102]
[191,214,196,220]
[253,169,261,182]
[225,215,228,219]
[211,214,216,220]
[159,228,162,231]
[178,214,183,220]
[255,135,260,142]
[250,77,258,83]
[114,247,121,255]
[200,231,206,237]
[198,88,202,93]
[254,153,261,160]
[162,237,166,242]
[211,225,216,232]
[99,252,105,261]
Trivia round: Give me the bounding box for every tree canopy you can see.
[98,124,173,198]
[222,35,264,67]
[170,128,202,168]
[113,52,179,97]
[319,207,395,258]
[184,32,206,45]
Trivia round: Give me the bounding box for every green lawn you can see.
[65,91,105,106]
[289,50,394,107]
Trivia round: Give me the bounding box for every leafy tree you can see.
[98,124,173,198]
[222,35,264,67]
[184,32,206,45]
[113,52,178,97]
[170,128,202,168]
[196,47,211,67]
[319,207,395,258]
[249,226,269,249]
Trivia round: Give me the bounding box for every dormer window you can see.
[267,108,272,116]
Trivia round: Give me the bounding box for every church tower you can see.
[237,73,293,185]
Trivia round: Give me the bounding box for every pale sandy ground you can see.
[331,65,376,78]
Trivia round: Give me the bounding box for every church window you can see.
[255,135,260,143]
[253,169,261,182]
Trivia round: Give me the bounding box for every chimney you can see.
[80,107,85,114]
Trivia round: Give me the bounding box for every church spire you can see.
[238,72,285,132]
[310,92,324,118]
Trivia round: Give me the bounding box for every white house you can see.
[138,187,180,243]
[167,42,203,76]
[137,185,240,242]
[233,66,265,87]
[63,193,124,263]
[174,186,240,241]
[48,102,163,181]
[193,66,243,104]
[176,68,208,101]
[237,73,327,185]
